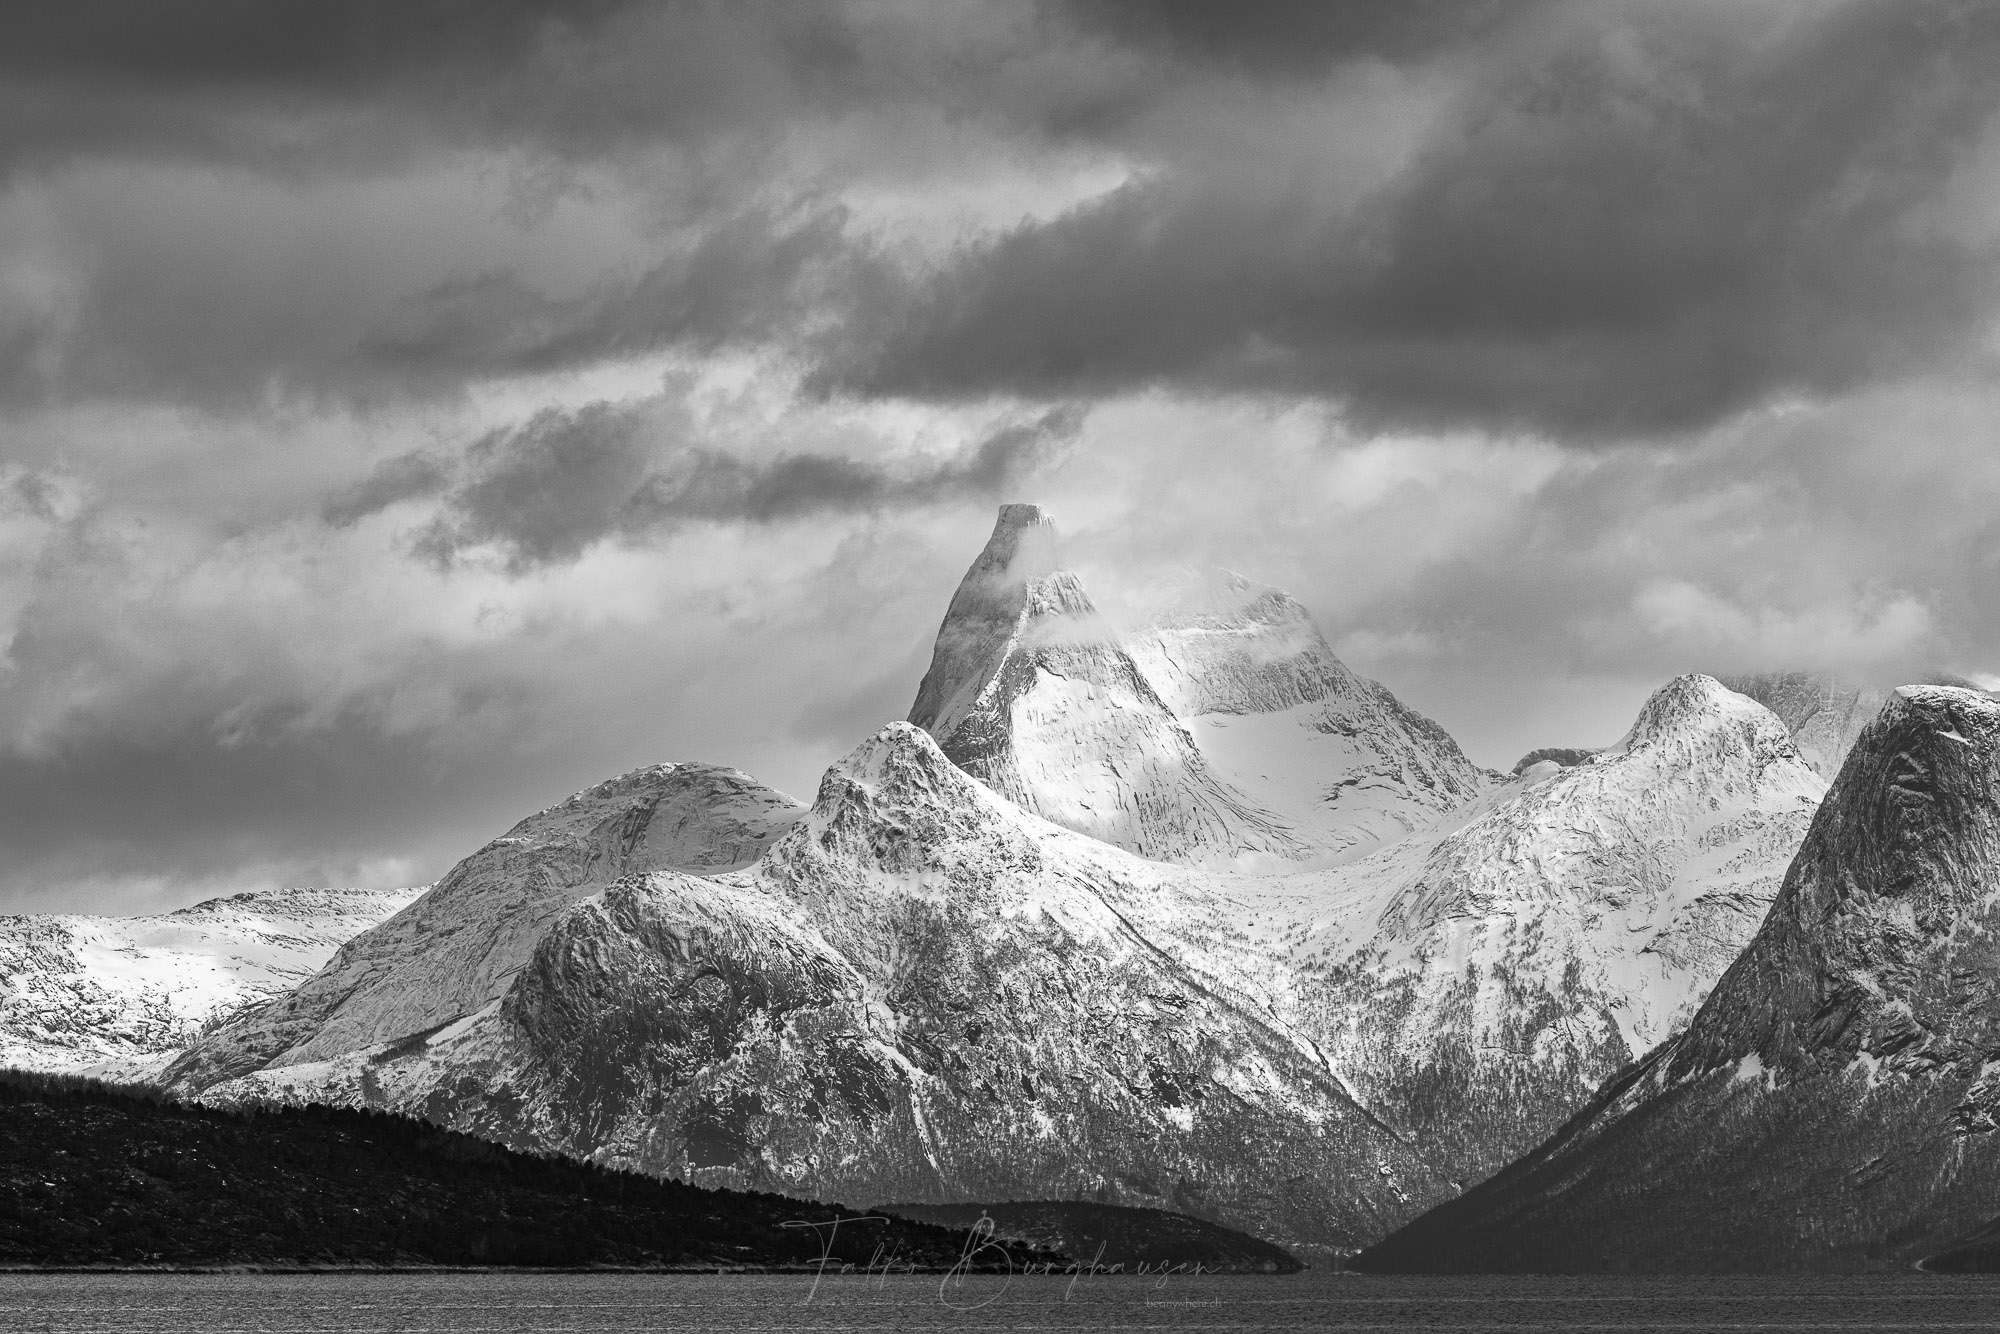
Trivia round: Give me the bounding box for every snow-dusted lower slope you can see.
[0,887,422,1079]
[1359,685,2000,1273]
[1129,570,1490,855]
[161,762,803,1091]
[174,725,1443,1252]
[908,505,1311,868]
[1272,675,1826,1178]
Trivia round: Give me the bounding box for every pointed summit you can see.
[909,504,1093,745]
[1358,684,2000,1273]
[906,505,1308,867]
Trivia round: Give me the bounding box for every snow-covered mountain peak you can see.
[1609,673,1799,766]
[902,506,1313,867]
[1,886,421,1078]
[500,761,803,876]
[1629,681,2000,1089]
[907,504,1086,745]
[809,721,1008,830]
[159,758,806,1090]
[1886,678,2000,731]
[1356,684,2000,1272]
[987,500,1060,568]
[1128,568,1353,719]
[511,756,799,879]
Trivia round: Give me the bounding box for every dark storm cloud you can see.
[356,205,855,389]
[0,2,620,85]
[0,709,456,910]
[376,399,1085,572]
[1059,0,1531,74]
[829,0,2000,441]
[320,451,451,529]
[0,1,832,173]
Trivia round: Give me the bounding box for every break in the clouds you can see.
[2,0,1999,911]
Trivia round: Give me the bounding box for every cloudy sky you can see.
[4,0,2000,913]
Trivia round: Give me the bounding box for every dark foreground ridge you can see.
[876,1199,1302,1274]
[0,1070,1061,1271]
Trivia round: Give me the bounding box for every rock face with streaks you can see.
[1359,685,2000,1272]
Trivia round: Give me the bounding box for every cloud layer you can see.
[2,1,1998,910]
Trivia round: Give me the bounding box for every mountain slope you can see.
[1357,684,2000,1273]
[1277,675,1825,1179]
[1128,569,1490,855]
[173,724,1446,1253]
[0,887,421,1079]
[161,762,803,1092]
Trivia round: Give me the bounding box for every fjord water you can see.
[4,1272,2000,1332]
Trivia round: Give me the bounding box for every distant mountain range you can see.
[0,887,420,1079]
[11,503,1984,1267]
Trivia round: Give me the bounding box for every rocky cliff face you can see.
[176,725,1444,1252]
[1358,684,2000,1272]
[0,887,421,1078]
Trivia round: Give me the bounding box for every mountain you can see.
[151,509,1849,1255]
[907,505,1486,867]
[0,1068,1056,1271]
[906,503,1308,867]
[1277,673,1826,1180]
[1356,684,2000,1273]
[1127,569,1491,854]
[1719,671,1890,779]
[0,887,421,1080]
[165,681,1820,1253]
[171,723,1448,1253]
[162,760,804,1092]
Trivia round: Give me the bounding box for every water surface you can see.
[5,1271,2000,1331]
